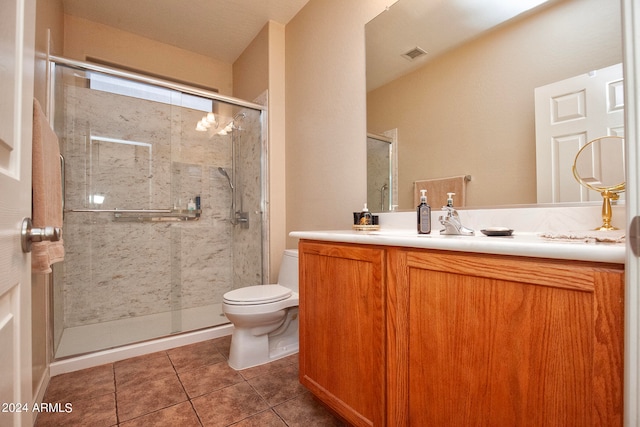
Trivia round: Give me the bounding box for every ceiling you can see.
[62,0,311,63]
[366,0,557,91]
[61,0,556,91]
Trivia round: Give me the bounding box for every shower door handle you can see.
[21,217,61,253]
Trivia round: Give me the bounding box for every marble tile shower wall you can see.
[57,81,263,330]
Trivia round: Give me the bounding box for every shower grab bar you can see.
[60,154,65,218]
[66,208,201,222]
[67,209,174,213]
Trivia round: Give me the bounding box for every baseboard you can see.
[49,324,233,376]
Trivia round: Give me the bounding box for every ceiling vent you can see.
[402,46,427,61]
[401,46,428,61]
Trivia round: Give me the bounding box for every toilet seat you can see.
[223,284,292,305]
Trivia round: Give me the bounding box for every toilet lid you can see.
[223,284,292,305]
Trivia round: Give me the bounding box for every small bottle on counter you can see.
[446,192,455,208]
[417,189,431,234]
[359,203,373,226]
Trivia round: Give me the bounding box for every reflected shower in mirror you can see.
[367,131,398,212]
[366,0,623,210]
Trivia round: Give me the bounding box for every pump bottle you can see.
[446,192,455,208]
[359,203,373,226]
[417,189,431,234]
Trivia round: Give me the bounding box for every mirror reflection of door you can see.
[535,63,624,203]
[367,133,393,212]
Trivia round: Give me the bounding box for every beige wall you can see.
[34,0,63,105]
[285,0,389,246]
[266,22,286,281]
[234,24,269,101]
[368,0,622,208]
[64,14,233,95]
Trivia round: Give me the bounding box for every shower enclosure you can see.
[367,132,397,212]
[49,58,267,359]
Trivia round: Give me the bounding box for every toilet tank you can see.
[277,249,299,292]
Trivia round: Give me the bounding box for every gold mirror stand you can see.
[598,189,620,231]
[572,136,625,231]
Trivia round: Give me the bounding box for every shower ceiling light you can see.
[196,119,209,131]
[196,112,219,132]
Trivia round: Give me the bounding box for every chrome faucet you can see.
[439,193,474,236]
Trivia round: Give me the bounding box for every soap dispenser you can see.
[359,203,373,226]
[446,192,455,208]
[417,189,431,234]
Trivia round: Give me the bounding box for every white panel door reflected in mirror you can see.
[535,63,624,204]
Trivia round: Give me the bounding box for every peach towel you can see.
[32,99,64,274]
[414,175,470,208]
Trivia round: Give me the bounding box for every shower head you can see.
[229,113,246,131]
[218,167,234,190]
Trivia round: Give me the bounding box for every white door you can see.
[535,63,624,203]
[623,0,640,422]
[0,0,35,426]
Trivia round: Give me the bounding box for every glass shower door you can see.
[52,63,264,358]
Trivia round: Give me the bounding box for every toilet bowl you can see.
[222,249,299,370]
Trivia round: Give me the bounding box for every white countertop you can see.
[289,229,625,264]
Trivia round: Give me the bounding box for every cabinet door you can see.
[299,241,386,427]
[390,250,623,426]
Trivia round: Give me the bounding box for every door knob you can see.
[21,217,61,253]
[631,216,640,258]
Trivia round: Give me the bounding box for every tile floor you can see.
[35,336,347,426]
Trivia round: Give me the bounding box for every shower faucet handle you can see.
[235,211,250,229]
[21,217,62,253]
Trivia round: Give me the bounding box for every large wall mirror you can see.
[366,0,623,211]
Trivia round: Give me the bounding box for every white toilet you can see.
[222,249,299,370]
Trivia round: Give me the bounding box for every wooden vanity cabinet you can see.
[390,249,624,426]
[299,241,624,426]
[298,241,387,427]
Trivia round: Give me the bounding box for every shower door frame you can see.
[47,55,270,355]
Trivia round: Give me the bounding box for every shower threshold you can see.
[55,303,228,359]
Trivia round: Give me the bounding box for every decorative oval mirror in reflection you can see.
[572,136,625,230]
